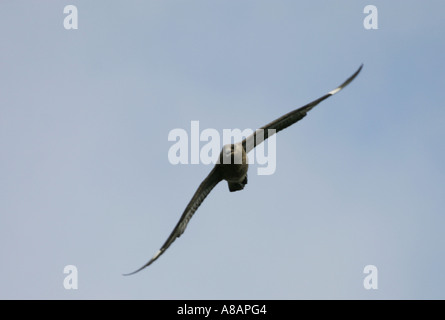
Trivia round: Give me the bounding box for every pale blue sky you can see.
[1,1,444,299]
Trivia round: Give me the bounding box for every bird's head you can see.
[218,143,246,165]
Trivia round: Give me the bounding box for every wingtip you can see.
[122,250,163,276]
[328,64,363,95]
[354,63,364,78]
[122,266,145,277]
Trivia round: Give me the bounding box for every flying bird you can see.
[125,64,363,275]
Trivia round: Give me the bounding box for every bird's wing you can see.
[124,166,222,275]
[242,64,363,154]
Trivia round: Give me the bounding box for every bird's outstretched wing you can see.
[242,64,363,154]
[124,166,222,275]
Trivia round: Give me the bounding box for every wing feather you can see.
[242,64,363,153]
[124,166,222,275]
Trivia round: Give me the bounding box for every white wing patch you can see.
[328,87,342,95]
[152,250,162,261]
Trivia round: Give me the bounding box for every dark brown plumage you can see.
[124,64,363,275]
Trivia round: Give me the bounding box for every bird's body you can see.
[218,143,249,191]
[125,65,363,275]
